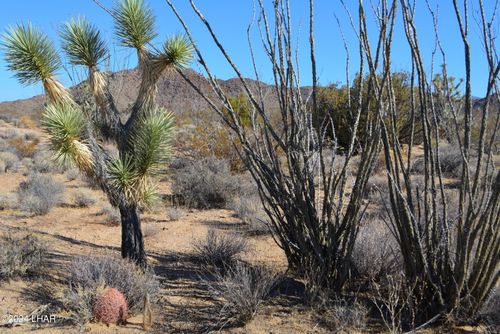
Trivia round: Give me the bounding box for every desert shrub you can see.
[171,157,241,209]
[142,224,160,238]
[314,297,369,333]
[175,109,247,172]
[0,193,17,210]
[18,116,37,129]
[352,219,400,284]
[438,145,463,178]
[65,168,80,181]
[480,289,500,331]
[8,136,39,158]
[0,128,18,139]
[72,189,97,208]
[0,233,47,281]
[364,174,389,200]
[166,207,183,221]
[32,149,61,173]
[230,196,269,235]
[98,206,121,226]
[0,151,20,172]
[0,160,5,174]
[411,144,463,178]
[203,262,279,328]
[193,230,248,270]
[17,174,64,215]
[63,255,159,325]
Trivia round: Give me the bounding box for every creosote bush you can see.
[17,173,64,215]
[64,255,159,325]
[0,233,47,281]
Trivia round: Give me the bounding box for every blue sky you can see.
[0,0,497,102]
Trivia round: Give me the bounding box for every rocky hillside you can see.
[0,69,285,122]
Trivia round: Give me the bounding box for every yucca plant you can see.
[1,0,192,267]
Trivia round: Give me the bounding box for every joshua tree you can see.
[1,0,192,267]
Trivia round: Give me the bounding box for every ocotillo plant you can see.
[1,0,192,267]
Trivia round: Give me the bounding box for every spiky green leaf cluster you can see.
[114,0,156,49]
[60,17,108,67]
[41,103,89,165]
[108,154,138,200]
[107,107,174,206]
[159,34,193,70]
[132,107,175,176]
[1,23,60,85]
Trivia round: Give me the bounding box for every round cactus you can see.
[92,287,128,324]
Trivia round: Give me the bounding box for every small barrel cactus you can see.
[92,287,128,324]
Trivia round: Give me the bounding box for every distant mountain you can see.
[0,69,284,122]
[0,68,494,123]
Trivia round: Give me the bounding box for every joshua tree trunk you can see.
[120,205,146,268]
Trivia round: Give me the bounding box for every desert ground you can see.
[0,112,495,334]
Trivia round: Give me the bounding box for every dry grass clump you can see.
[17,173,64,215]
[314,297,369,333]
[193,230,248,271]
[0,233,47,281]
[72,189,97,208]
[171,157,242,209]
[63,256,159,325]
[201,262,279,329]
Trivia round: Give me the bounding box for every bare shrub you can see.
[193,230,248,270]
[166,207,183,221]
[63,255,159,325]
[202,262,279,328]
[314,297,369,333]
[0,151,20,172]
[352,219,399,284]
[17,174,64,215]
[0,233,47,281]
[171,157,241,209]
[72,189,96,208]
